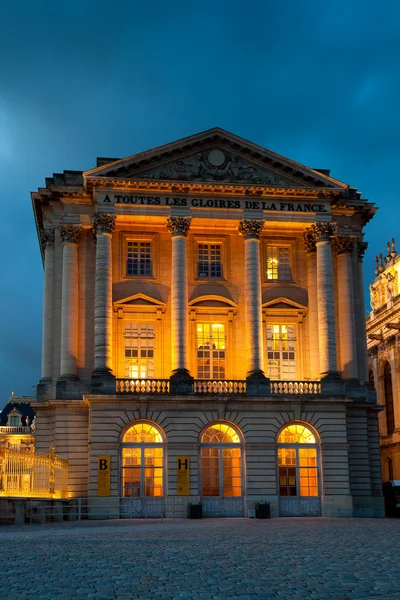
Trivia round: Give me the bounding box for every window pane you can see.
[266,245,291,280]
[127,241,152,276]
[198,243,222,278]
[266,325,296,380]
[197,323,226,379]
[124,323,155,379]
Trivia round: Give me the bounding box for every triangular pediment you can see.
[262,297,306,311]
[114,293,166,308]
[84,128,348,189]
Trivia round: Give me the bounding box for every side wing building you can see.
[31,128,382,517]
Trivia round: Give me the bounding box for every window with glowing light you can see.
[124,323,155,379]
[126,240,152,276]
[266,324,296,380]
[196,323,226,379]
[266,246,291,280]
[121,422,164,498]
[201,423,242,498]
[197,243,222,278]
[277,424,319,498]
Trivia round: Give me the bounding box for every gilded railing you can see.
[0,426,32,434]
[116,379,170,394]
[0,448,68,498]
[194,380,247,395]
[270,380,321,395]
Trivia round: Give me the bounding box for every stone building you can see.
[31,128,382,517]
[367,239,400,481]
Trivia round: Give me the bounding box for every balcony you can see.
[0,426,33,434]
[115,378,321,396]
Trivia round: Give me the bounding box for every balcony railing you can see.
[0,426,33,434]
[116,379,170,394]
[270,380,321,395]
[194,380,247,395]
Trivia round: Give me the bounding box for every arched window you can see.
[277,423,319,497]
[200,423,242,498]
[121,422,165,498]
[384,362,395,436]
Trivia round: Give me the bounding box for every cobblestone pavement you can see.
[1,518,400,600]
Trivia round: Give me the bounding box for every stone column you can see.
[58,225,81,381]
[92,214,116,383]
[356,241,369,383]
[238,219,267,390]
[333,235,357,380]
[312,223,338,378]
[39,229,55,383]
[304,230,319,379]
[166,216,193,392]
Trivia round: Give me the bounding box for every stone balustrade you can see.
[116,379,170,394]
[270,381,322,395]
[193,380,247,395]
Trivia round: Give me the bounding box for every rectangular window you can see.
[267,325,296,380]
[266,246,291,280]
[196,323,226,379]
[126,241,152,276]
[124,323,155,379]
[197,244,222,278]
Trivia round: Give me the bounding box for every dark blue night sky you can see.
[1,1,399,407]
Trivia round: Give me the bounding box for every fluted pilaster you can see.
[166,217,191,379]
[238,219,265,378]
[92,213,116,375]
[312,223,338,377]
[333,235,357,379]
[304,230,319,379]
[59,224,82,380]
[40,229,55,381]
[356,240,369,382]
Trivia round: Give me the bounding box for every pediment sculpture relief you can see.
[135,148,292,185]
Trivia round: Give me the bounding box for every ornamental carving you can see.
[310,222,337,243]
[357,240,368,262]
[135,148,291,185]
[333,235,355,255]
[92,213,116,236]
[40,229,55,250]
[166,216,191,237]
[303,229,316,253]
[60,224,82,245]
[238,219,265,240]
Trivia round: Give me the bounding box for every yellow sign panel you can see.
[177,456,190,496]
[98,455,111,497]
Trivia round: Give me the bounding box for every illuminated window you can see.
[277,424,319,498]
[198,243,222,278]
[196,323,226,379]
[267,325,296,380]
[121,422,164,498]
[201,423,242,498]
[266,246,291,280]
[126,241,152,276]
[124,323,155,379]
[9,416,20,426]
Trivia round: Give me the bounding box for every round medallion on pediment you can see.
[207,149,226,167]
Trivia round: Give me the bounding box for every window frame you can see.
[262,238,297,284]
[120,231,159,281]
[191,235,228,283]
[266,323,297,381]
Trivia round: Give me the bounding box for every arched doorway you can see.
[277,422,321,517]
[120,421,165,517]
[200,422,244,517]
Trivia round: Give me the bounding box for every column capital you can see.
[303,229,317,254]
[166,216,191,237]
[60,224,82,245]
[92,213,116,236]
[238,219,265,240]
[311,222,337,243]
[357,240,368,262]
[40,228,55,250]
[333,235,356,255]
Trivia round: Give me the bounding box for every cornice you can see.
[85,177,343,199]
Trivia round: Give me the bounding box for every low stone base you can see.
[321,495,353,517]
[246,372,270,396]
[91,371,116,395]
[56,376,84,400]
[170,370,194,394]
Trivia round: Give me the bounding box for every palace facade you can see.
[31,128,382,517]
[367,239,400,480]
